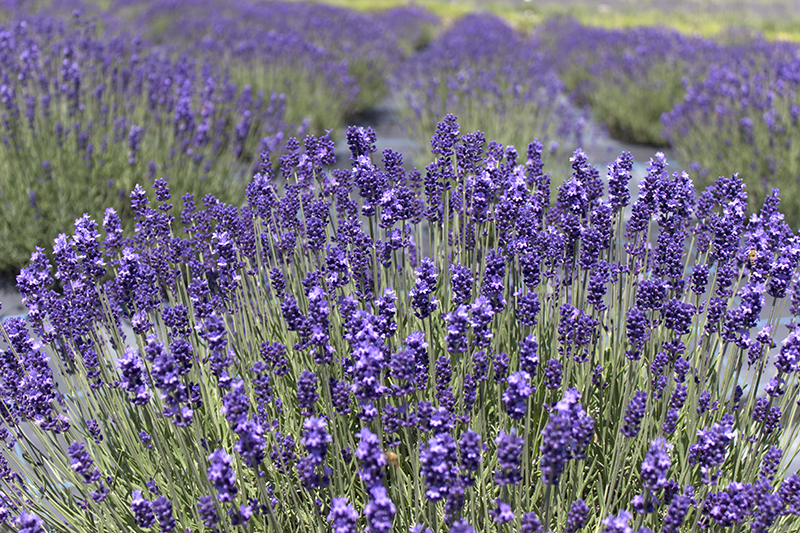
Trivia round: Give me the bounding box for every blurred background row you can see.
[0,0,799,274]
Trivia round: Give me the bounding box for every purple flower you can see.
[490,499,515,524]
[540,389,593,484]
[221,378,250,427]
[777,327,800,373]
[502,371,533,419]
[636,279,667,310]
[420,433,458,500]
[663,298,696,336]
[328,497,359,533]
[521,511,544,533]
[641,438,672,492]
[566,499,589,533]
[470,296,494,348]
[697,390,718,414]
[67,442,101,484]
[301,417,332,464]
[356,427,386,489]
[444,305,469,353]
[516,291,541,327]
[545,358,563,390]
[620,391,647,438]
[375,288,398,339]
[14,512,45,533]
[404,331,429,390]
[364,485,396,533]
[625,307,649,360]
[296,370,318,416]
[139,430,153,450]
[206,449,238,502]
[131,490,156,529]
[410,257,439,319]
[117,347,151,406]
[472,350,489,382]
[228,504,253,527]
[494,429,523,486]
[458,429,482,476]
[691,264,710,294]
[608,152,633,210]
[688,414,735,484]
[152,496,175,532]
[601,509,632,533]
[347,125,377,160]
[450,263,474,305]
[197,495,218,528]
[330,377,353,414]
[493,352,510,383]
[778,474,800,515]
[520,334,539,375]
[760,446,782,481]
[662,487,694,533]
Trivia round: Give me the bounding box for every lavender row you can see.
[0,2,439,274]
[535,18,800,228]
[1,117,799,532]
[394,14,587,172]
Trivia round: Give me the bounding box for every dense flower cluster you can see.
[1,112,799,533]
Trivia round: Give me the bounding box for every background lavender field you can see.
[2,1,800,532]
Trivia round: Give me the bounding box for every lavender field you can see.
[1,1,800,532]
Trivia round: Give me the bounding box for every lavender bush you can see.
[2,116,800,532]
[0,12,301,273]
[535,18,723,146]
[662,39,800,227]
[395,14,585,173]
[119,0,438,120]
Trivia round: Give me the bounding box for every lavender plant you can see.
[0,12,300,273]
[535,17,722,146]
[2,116,800,533]
[119,0,438,121]
[661,38,800,227]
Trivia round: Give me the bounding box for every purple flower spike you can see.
[15,512,45,533]
[444,305,470,353]
[489,499,515,524]
[521,511,544,533]
[641,438,672,492]
[328,497,359,533]
[296,370,319,416]
[117,347,151,406]
[67,442,101,484]
[419,433,458,500]
[689,414,735,485]
[459,429,482,476]
[152,496,175,532]
[566,499,590,533]
[410,257,439,319]
[356,427,386,489]
[620,391,647,438]
[206,448,238,502]
[601,509,632,533]
[364,485,396,533]
[494,429,523,486]
[502,371,533,419]
[131,490,156,529]
[197,495,219,528]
